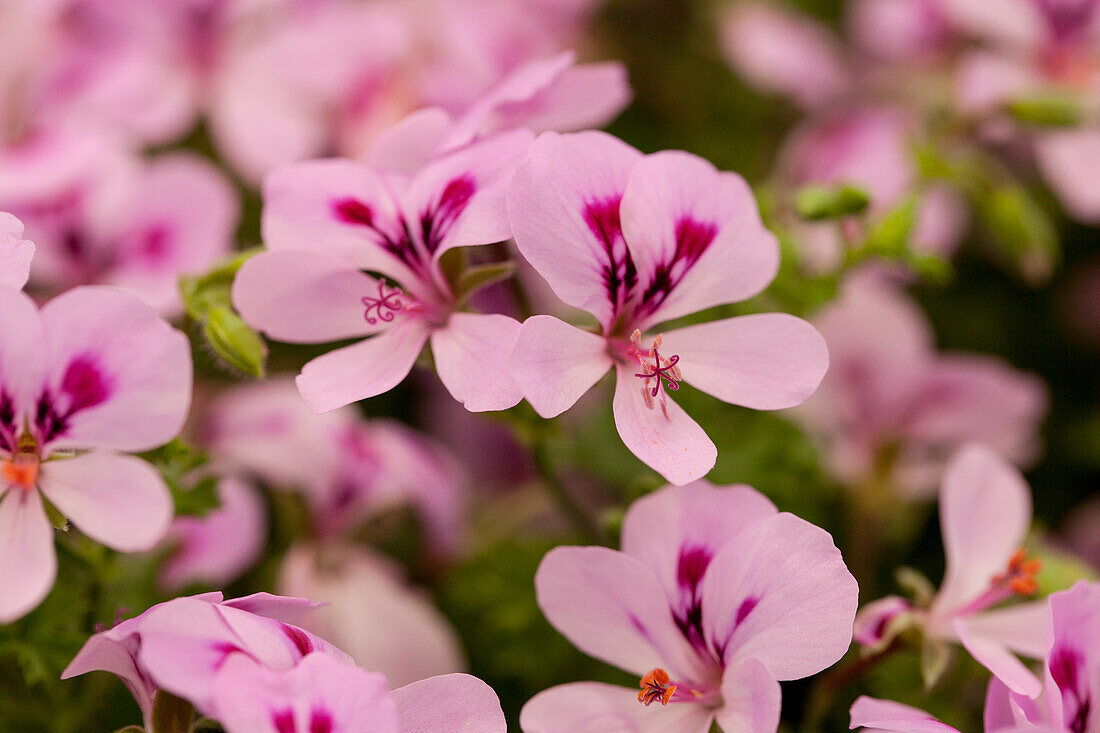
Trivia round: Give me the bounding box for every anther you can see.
[993,549,1042,596]
[2,450,39,490]
[632,333,682,405]
[361,282,404,324]
[638,668,676,706]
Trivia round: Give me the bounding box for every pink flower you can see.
[213,653,506,733]
[791,273,1048,497]
[233,130,532,414]
[0,285,191,622]
[0,212,35,288]
[854,444,1051,697]
[520,481,858,732]
[61,592,349,725]
[158,475,267,592]
[278,543,465,688]
[204,379,466,553]
[508,131,829,484]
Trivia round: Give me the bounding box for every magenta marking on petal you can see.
[1032,0,1100,43]
[281,624,314,657]
[333,198,376,227]
[61,355,112,414]
[421,175,477,252]
[637,216,719,319]
[1050,645,1092,732]
[583,196,637,315]
[333,198,425,274]
[140,224,173,262]
[734,596,758,626]
[676,545,713,592]
[310,709,334,733]
[273,709,296,733]
[0,390,17,452]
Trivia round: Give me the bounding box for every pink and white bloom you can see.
[61,592,349,726]
[0,212,35,288]
[791,273,1048,497]
[279,543,465,687]
[508,131,829,484]
[0,285,191,623]
[855,444,1051,697]
[233,130,532,414]
[520,481,858,732]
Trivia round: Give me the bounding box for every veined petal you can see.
[954,617,1042,698]
[295,318,430,414]
[0,488,56,624]
[510,316,612,418]
[232,250,386,344]
[660,314,828,410]
[392,674,506,733]
[430,312,523,412]
[0,286,43,432]
[534,546,711,682]
[849,696,961,732]
[507,130,643,328]
[0,212,34,289]
[519,682,714,733]
[38,452,171,552]
[700,513,858,680]
[933,445,1033,617]
[612,364,715,486]
[39,287,191,453]
[618,151,780,329]
[715,658,782,733]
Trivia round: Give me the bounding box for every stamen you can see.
[631,332,683,412]
[361,282,404,325]
[993,549,1042,596]
[637,668,676,706]
[1,450,39,490]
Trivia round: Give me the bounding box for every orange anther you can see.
[1,452,39,490]
[994,549,1041,597]
[638,668,676,706]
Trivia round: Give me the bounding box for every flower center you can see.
[628,330,682,419]
[954,549,1042,617]
[1,449,39,491]
[638,669,676,706]
[361,281,404,325]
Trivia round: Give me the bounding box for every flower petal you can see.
[1035,130,1100,223]
[954,617,1042,698]
[510,315,612,418]
[39,287,191,452]
[965,601,1052,659]
[392,673,506,733]
[534,545,710,682]
[38,452,171,552]
[660,314,828,410]
[430,312,523,412]
[700,513,858,680]
[612,364,715,486]
[715,658,782,733]
[232,250,384,344]
[849,696,960,732]
[0,212,34,289]
[0,286,43,425]
[0,488,55,623]
[519,682,714,733]
[933,444,1033,616]
[295,319,430,413]
[507,130,643,328]
[618,151,780,328]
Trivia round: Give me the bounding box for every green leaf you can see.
[151,691,193,733]
[179,249,260,322]
[139,440,220,518]
[203,306,267,377]
[861,197,917,259]
[895,566,937,607]
[1027,535,1099,596]
[1006,93,1084,127]
[794,184,871,221]
[977,185,1059,283]
[454,261,517,303]
[920,636,952,690]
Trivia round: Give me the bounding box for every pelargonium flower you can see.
[61,592,350,726]
[233,130,532,414]
[790,273,1047,498]
[854,444,1050,697]
[0,212,35,288]
[508,130,828,484]
[0,285,191,623]
[851,580,1100,732]
[214,652,507,733]
[520,481,858,732]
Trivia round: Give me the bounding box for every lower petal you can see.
[849,696,960,732]
[519,682,714,733]
[953,617,1042,698]
[612,365,715,486]
[715,658,781,733]
[0,488,56,623]
[38,452,172,553]
[392,673,506,733]
[296,320,430,413]
[1035,129,1100,224]
[430,312,523,412]
[510,315,612,418]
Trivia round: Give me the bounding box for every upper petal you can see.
[534,545,710,682]
[660,314,828,410]
[612,364,716,486]
[618,151,780,329]
[430,312,523,412]
[0,212,34,289]
[392,674,506,733]
[507,130,643,328]
[0,286,44,430]
[933,444,1033,616]
[295,318,430,413]
[700,513,858,680]
[232,250,384,344]
[519,682,714,733]
[510,315,612,418]
[38,287,191,452]
[0,488,56,624]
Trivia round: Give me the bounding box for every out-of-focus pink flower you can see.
[847,0,953,63]
[791,274,1047,498]
[508,131,828,484]
[61,592,349,724]
[0,212,35,288]
[278,543,465,687]
[158,475,267,591]
[204,379,466,553]
[233,130,531,414]
[0,286,191,622]
[520,481,857,732]
[855,445,1051,696]
[1061,497,1100,571]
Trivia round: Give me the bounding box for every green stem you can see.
[801,640,902,731]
